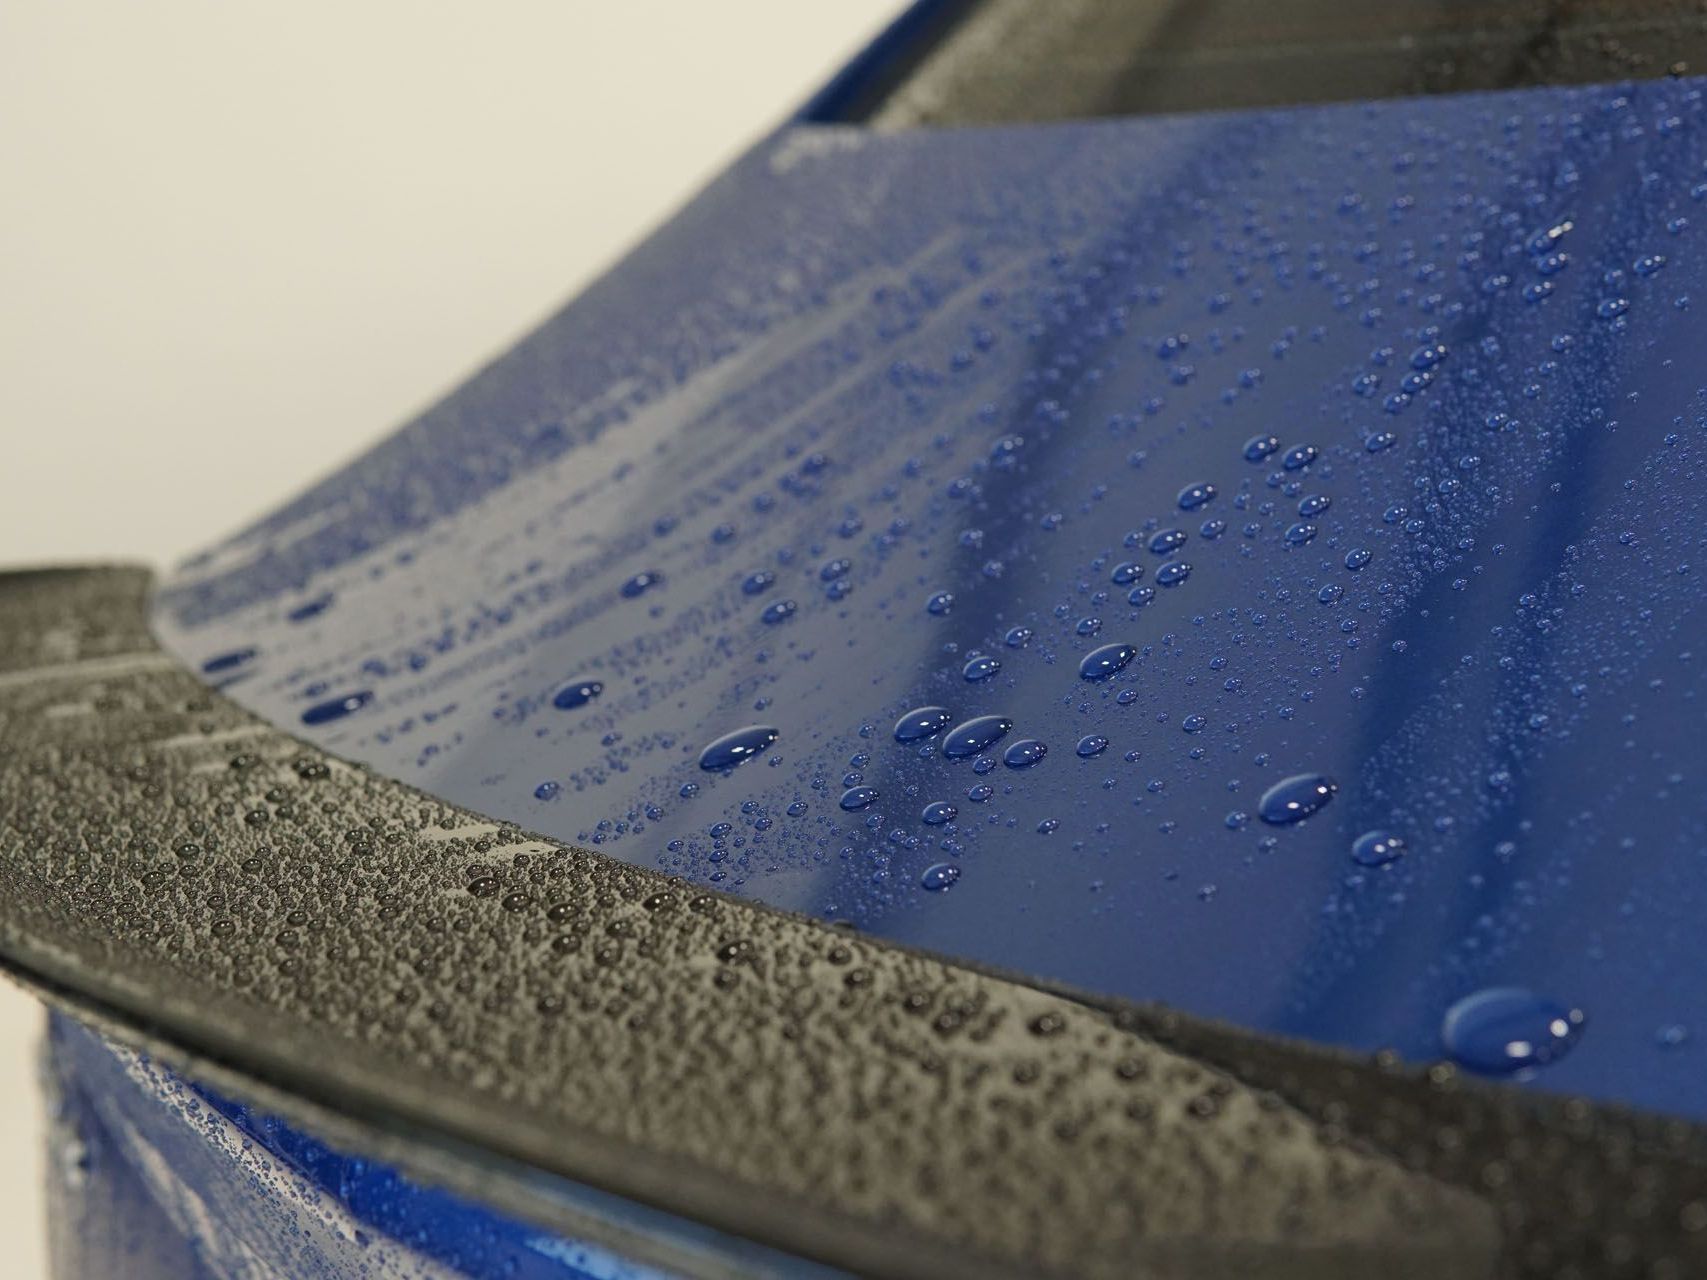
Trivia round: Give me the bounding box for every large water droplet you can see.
[301,691,373,726]
[942,715,1013,759]
[840,785,880,811]
[552,679,603,710]
[698,725,779,772]
[921,801,959,826]
[894,706,952,743]
[1002,739,1048,769]
[1441,987,1585,1075]
[920,863,961,891]
[1351,830,1406,867]
[1079,643,1136,681]
[1258,773,1337,824]
[1177,482,1216,511]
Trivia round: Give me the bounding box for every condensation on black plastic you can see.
[827,0,1707,127]
[4,567,1707,1278]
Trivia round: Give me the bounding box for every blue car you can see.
[8,1,1707,1274]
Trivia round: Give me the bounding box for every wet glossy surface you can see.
[158,77,1707,1117]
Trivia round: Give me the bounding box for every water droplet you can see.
[286,593,334,623]
[1128,585,1156,607]
[1243,433,1280,462]
[740,570,776,595]
[1075,734,1108,758]
[1079,643,1136,681]
[201,648,257,675]
[962,654,1002,682]
[920,863,961,891]
[1344,548,1372,571]
[1181,714,1207,733]
[926,591,955,616]
[1003,739,1048,769]
[552,679,603,710]
[1410,341,1448,370]
[301,691,373,726]
[840,785,880,811]
[1004,626,1033,648]
[1149,528,1188,556]
[1365,430,1397,453]
[1155,562,1192,587]
[1284,522,1318,546]
[1634,253,1667,277]
[534,781,560,801]
[760,599,798,625]
[1177,482,1216,511]
[1110,561,1144,585]
[922,801,959,826]
[894,706,953,743]
[620,570,663,598]
[1298,494,1332,518]
[1441,987,1585,1075]
[1281,443,1319,471]
[1257,773,1337,824]
[942,715,1013,759]
[1351,830,1406,867]
[698,725,779,772]
[967,783,994,802]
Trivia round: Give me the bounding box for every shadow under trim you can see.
[1,565,1703,1278]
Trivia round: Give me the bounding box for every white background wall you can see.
[0,4,904,1273]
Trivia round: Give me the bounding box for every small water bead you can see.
[840,786,880,811]
[552,679,603,710]
[1155,562,1192,587]
[1005,626,1033,648]
[1258,773,1338,825]
[786,801,808,817]
[1128,585,1156,607]
[761,599,798,625]
[1181,714,1207,733]
[1281,443,1318,470]
[1284,522,1319,546]
[201,648,257,674]
[1410,340,1448,370]
[1365,430,1397,453]
[1003,739,1048,769]
[1076,734,1109,758]
[1149,528,1189,556]
[1298,494,1332,518]
[921,801,959,826]
[1344,548,1372,571]
[1110,561,1144,585]
[1075,616,1102,637]
[920,863,961,891]
[894,706,953,743]
[1177,482,1217,511]
[1597,296,1629,320]
[301,691,373,726]
[942,716,1013,758]
[698,724,779,772]
[1243,434,1280,462]
[533,781,560,801]
[1079,643,1137,681]
[740,570,775,595]
[926,591,955,616]
[819,558,851,581]
[1351,830,1406,867]
[1318,584,1344,605]
[967,783,994,802]
[620,570,663,598]
[1199,518,1226,540]
[1441,988,1585,1076]
[962,654,1002,682]
[287,593,335,623]
[1634,253,1667,276]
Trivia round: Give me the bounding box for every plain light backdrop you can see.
[0,3,905,1273]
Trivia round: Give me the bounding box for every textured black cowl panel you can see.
[2,566,1704,1278]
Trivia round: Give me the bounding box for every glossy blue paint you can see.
[157,77,1707,1119]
